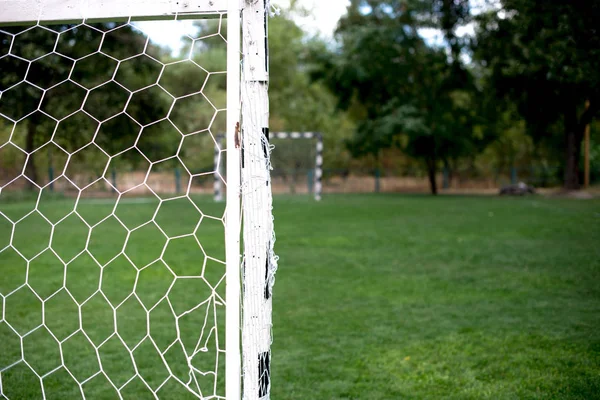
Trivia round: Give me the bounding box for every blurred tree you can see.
[473,0,600,190]
[311,0,491,194]
[0,23,169,187]
[171,12,355,175]
[158,19,229,174]
[268,7,356,171]
[584,120,600,184]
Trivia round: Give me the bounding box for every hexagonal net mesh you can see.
[0,15,233,400]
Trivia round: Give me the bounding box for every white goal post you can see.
[0,0,229,24]
[0,1,276,399]
[215,132,323,201]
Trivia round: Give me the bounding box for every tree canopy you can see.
[310,0,492,194]
[0,23,172,187]
[473,0,600,189]
[305,0,600,192]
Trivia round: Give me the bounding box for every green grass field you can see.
[1,194,599,399]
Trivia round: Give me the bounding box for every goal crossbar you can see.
[0,0,227,25]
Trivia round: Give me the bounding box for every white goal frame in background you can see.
[215,132,323,201]
[0,1,276,399]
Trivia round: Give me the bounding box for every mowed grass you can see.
[270,194,600,400]
[0,193,599,399]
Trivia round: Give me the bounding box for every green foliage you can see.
[311,0,492,193]
[0,24,171,183]
[473,0,600,188]
[268,9,356,170]
[173,12,357,173]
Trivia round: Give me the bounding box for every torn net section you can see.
[0,15,230,399]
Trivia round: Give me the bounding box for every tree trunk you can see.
[564,99,600,190]
[25,121,38,190]
[426,157,438,195]
[564,99,599,190]
[563,127,581,190]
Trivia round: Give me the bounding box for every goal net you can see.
[0,1,275,399]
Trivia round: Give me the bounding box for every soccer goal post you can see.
[0,1,275,399]
[215,132,323,201]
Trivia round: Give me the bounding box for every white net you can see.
[0,15,231,399]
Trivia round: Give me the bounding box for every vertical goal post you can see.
[215,132,323,201]
[0,0,277,399]
[225,3,242,400]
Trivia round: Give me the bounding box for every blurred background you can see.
[267,0,600,196]
[2,0,599,198]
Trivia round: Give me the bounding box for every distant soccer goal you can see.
[0,1,276,399]
[215,132,323,201]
